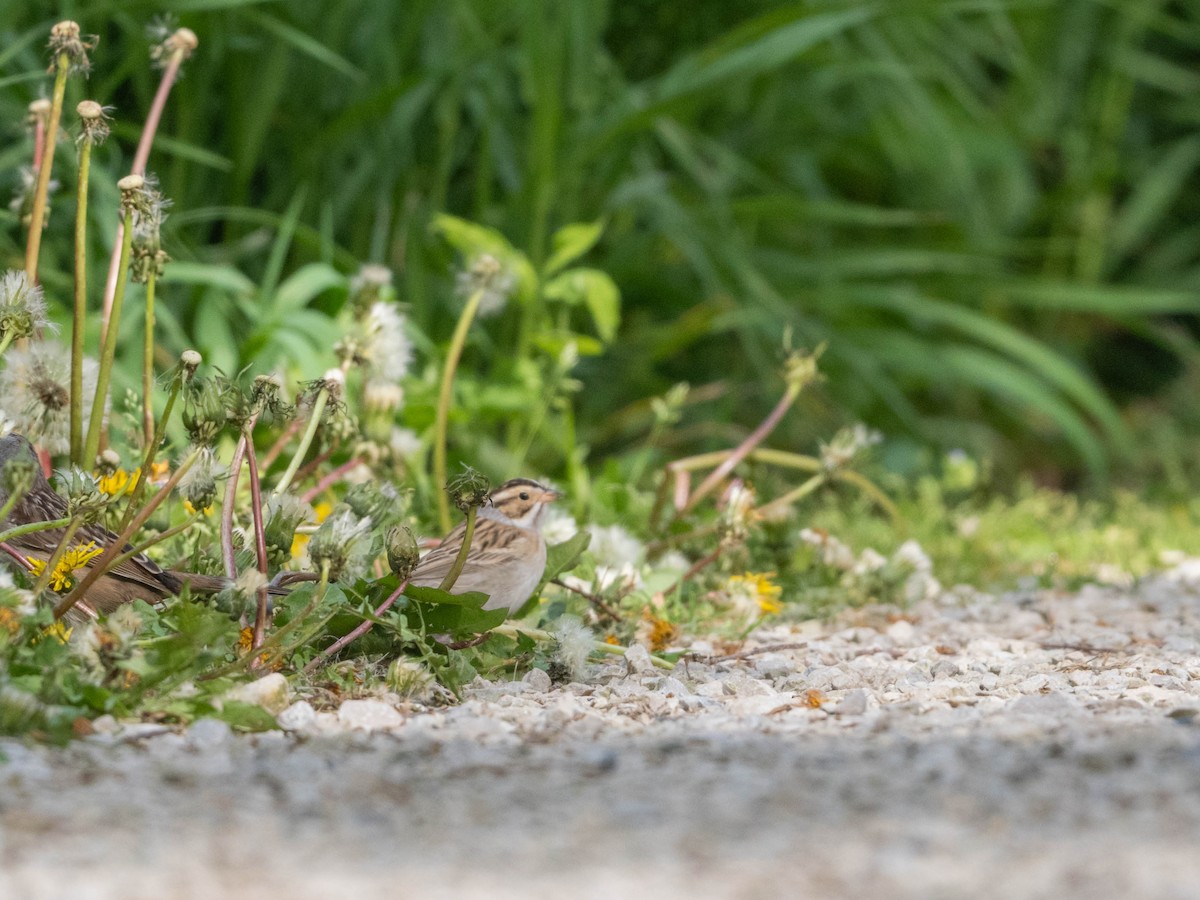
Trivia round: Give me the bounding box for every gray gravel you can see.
[3,566,1200,899]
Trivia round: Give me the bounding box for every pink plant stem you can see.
[259,418,303,472]
[682,385,800,515]
[0,543,35,571]
[301,578,409,675]
[245,436,271,650]
[300,457,363,504]
[100,51,185,344]
[293,446,336,484]
[220,436,247,580]
[32,118,46,172]
[673,467,690,512]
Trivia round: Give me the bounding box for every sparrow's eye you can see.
[519,491,530,501]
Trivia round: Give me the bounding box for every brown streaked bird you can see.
[0,433,239,620]
[410,478,560,615]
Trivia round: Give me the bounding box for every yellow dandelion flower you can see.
[148,459,171,485]
[97,467,140,496]
[33,621,73,644]
[0,606,20,635]
[183,500,213,516]
[27,541,104,592]
[726,572,784,618]
[635,609,679,651]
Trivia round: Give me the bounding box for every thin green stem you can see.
[23,52,69,282]
[438,506,477,592]
[142,271,157,448]
[433,285,485,532]
[0,516,72,546]
[0,332,15,360]
[119,367,185,533]
[272,388,328,497]
[70,136,94,464]
[753,473,827,521]
[84,206,135,465]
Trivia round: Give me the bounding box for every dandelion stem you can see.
[433,285,486,532]
[100,40,190,345]
[681,381,803,516]
[55,446,201,620]
[438,506,477,592]
[0,333,15,360]
[245,431,271,651]
[300,457,363,503]
[0,517,73,547]
[273,387,328,497]
[142,271,157,448]
[84,204,135,465]
[23,52,69,283]
[301,576,410,675]
[70,132,94,464]
[119,363,186,533]
[752,473,827,521]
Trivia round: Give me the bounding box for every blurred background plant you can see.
[2,0,1198,494]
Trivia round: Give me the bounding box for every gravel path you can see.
[3,567,1200,899]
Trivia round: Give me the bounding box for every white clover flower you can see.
[550,615,594,683]
[389,427,422,460]
[0,341,101,455]
[539,506,579,545]
[799,527,855,570]
[852,548,888,576]
[820,423,882,469]
[587,523,645,569]
[892,539,933,573]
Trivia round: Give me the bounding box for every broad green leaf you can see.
[543,268,621,341]
[542,531,592,585]
[544,220,605,277]
[403,585,508,635]
[162,261,255,295]
[271,262,346,313]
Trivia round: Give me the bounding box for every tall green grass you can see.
[2,0,1198,488]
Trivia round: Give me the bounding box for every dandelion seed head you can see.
[455,254,515,317]
[550,616,594,683]
[0,341,100,455]
[0,270,51,341]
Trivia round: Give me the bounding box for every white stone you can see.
[225,673,291,714]
[277,700,317,732]
[623,644,657,675]
[523,668,553,692]
[337,699,404,731]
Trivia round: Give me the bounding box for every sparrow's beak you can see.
[542,488,563,503]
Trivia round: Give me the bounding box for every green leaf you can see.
[543,268,621,341]
[541,531,592,586]
[214,701,278,732]
[271,262,346,313]
[162,261,255,295]
[403,585,508,636]
[543,220,605,277]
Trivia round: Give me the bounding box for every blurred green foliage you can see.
[3,0,1200,489]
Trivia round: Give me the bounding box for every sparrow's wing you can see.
[409,521,539,592]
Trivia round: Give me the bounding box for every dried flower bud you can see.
[151,27,198,68]
[263,494,312,568]
[48,20,97,75]
[446,466,491,514]
[251,373,291,423]
[342,480,401,528]
[26,99,51,130]
[180,349,202,378]
[55,468,107,523]
[96,448,121,477]
[182,377,232,447]
[178,446,224,512]
[782,344,825,397]
[384,524,419,580]
[819,424,882,471]
[76,100,111,146]
[347,264,395,316]
[308,508,373,582]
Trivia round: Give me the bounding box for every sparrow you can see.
[410,478,560,615]
[0,433,241,620]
